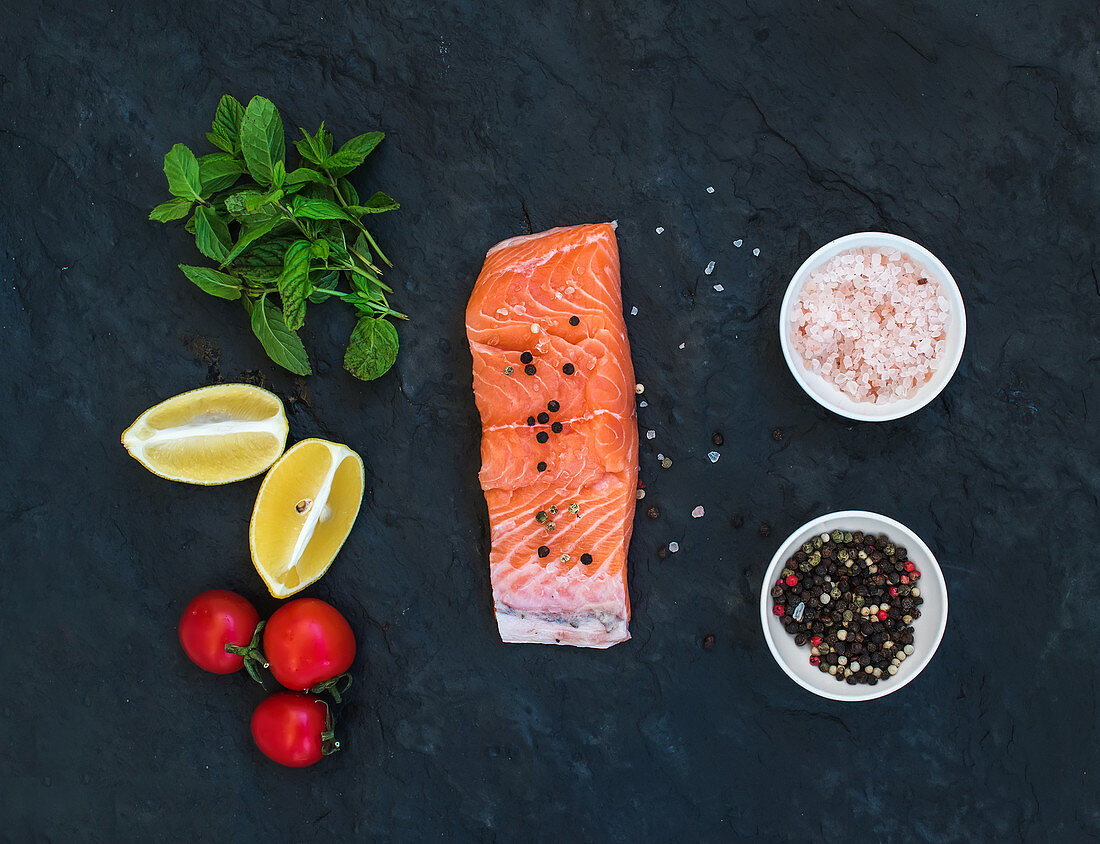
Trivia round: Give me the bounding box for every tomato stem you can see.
[224,620,269,686]
[309,672,353,704]
[318,698,341,756]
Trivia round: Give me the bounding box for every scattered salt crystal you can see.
[668,541,680,553]
[655,226,664,234]
[635,383,644,394]
[706,186,715,194]
[530,324,540,334]
[636,489,646,500]
[657,453,664,461]
[639,400,648,408]
[713,284,724,292]
[630,306,638,316]
[678,342,685,350]
[692,506,705,518]
[707,451,720,463]
[790,246,949,403]
[704,261,716,275]
[752,248,760,257]
[646,429,656,440]
[734,239,743,247]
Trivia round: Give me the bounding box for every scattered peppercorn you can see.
[712,432,724,446]
[770,527,923,684]
[771,428,784,442]
[569,315,580,326]
[537,412,549,424]
[580,553,593,565]
[917,277,928,285]
[520,352,533,364]
[730,514,744,529]
[551,422,563,433]
[657,545,669,559]
[524,364,537,376]
[547,400,560,413]
[526,416,536,426]
[758,523,771,537]
[702,634,716,650]
[537,545,550,558]
[536,432,549,443]
[562,363,575,375]
[646,506,659,519]
[660,457,673,469]
[536,461,547,472]
[504,365,514,375]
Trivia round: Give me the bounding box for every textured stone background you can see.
[2,1,1098,840]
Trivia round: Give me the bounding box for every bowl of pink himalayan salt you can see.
[780,233,965,421]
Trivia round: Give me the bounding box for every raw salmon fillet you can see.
[467,223,638,648]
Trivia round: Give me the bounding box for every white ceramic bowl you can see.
[779,232,966,422]
[759,511,948,701]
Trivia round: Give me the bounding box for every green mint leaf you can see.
[198,153,246,194]
[219,215,280,267]
[285,167,329,187]
[237,266,282,283]
[193,206,232,261]
[359,191,400,213]
[277,240,312,331]
[149,197,193,222]
[291,196,352,222]
[233,236,297,267]
[250,294,311,375]
[243,187,283,213]
[163,143,203,200]
[225,190,274,223]
[211,94,245,153]
[272,160,287,189]
[240,96,285,186]
[324,131,384,177]
[344,316,398,381]
[206,132,235,153]
[336,178,359,206]
[294,124,326,165]
[178,264,241,300]
[309,240,330,260]
[308,269,340,303]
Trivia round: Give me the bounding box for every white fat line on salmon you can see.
[479,407,635,433]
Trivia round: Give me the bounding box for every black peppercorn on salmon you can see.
[466,223,637,647]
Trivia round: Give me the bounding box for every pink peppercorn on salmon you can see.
[466,223,638,648]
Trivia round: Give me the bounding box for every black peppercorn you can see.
[536,461,547,472]
[524,364,537,376]
[526,416,536,426]
[580,553,593,565]
[537,546,549,558]
[536,431,549,443]
[569,315,580,326]
[520,352,533,364]
[537,412,549,424]
[647,507,660,520]
[562,363,575,375]
[771,428,784,441]
[547,400,560,413]
[758,523,771,537]
[702,634,715,650]
[712,432,724,446]
[551,422,563,433]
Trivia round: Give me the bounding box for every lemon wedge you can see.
[122,384,289,485]
[249,438,364,598]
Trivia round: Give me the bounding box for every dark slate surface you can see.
[2,1,1098,840]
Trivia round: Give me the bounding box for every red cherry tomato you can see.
[251,692,339,767]
[263,599,356,691]
[178,590,261,674]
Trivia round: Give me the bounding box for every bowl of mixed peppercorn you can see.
[759,511,948,701]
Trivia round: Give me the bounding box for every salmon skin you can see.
[466,223,637,648]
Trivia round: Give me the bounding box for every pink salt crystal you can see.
[791,247,949,403]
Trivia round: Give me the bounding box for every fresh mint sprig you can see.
[151,94,404,380]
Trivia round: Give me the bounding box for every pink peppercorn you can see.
[900,575,910,584]
[889,586,899,597]
[785,574,798,586]
[877,610,888,621]
[912,568,921,580]
[904,561,916,572]
[809,655,821,666]
[810,635,822,646]
[772,604,785,617]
